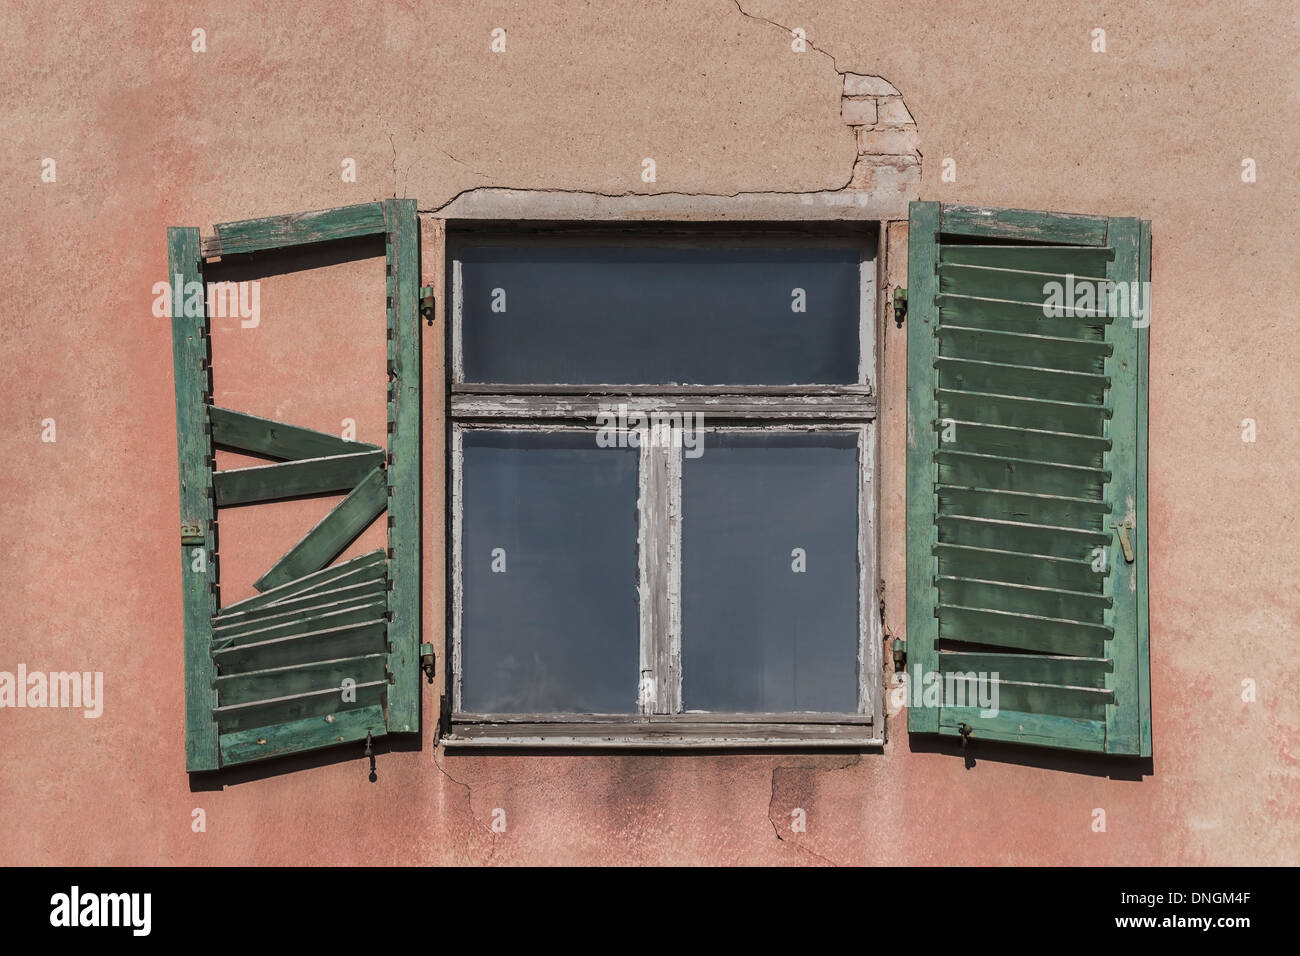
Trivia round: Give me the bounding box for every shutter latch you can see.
[420,642,436,683]
[419,286,436,326]
[893,287,908,328]
[1114,518,1136,563]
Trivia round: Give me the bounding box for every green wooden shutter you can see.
[905,202,1151,756]
[169,201,422,770]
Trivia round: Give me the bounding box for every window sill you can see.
[443,715,883,749]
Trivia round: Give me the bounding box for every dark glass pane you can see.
[681,432,859,713]
[458,241,861,385]
[460,431,639,713]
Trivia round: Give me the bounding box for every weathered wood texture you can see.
[212,450,385,506]
[202,203,387,258]
[383,199,422,734]
[169,226,220,772]
[254,466,388,592]
[209,406,378,459]
[451,392,876,420]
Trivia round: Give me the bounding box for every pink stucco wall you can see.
[1,0,1296,865]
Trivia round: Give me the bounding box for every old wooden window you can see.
[446,224,884,745]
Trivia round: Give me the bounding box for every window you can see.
[447,225,884,745]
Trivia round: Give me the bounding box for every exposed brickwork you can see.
[840,74,920,195]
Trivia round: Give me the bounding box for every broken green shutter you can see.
[905,202,1151,756]
[169,201,422,770]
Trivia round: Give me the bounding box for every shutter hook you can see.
[958,722,973,748]
[364,730,377,782]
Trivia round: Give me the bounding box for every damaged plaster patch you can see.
[732,1,922,190]
[424,1,920,217]
[767,755,863,866]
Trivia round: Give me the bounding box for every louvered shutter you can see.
[169,201,422,771]
[905,202,1151,756]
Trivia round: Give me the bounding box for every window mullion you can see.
[637,422,680,715]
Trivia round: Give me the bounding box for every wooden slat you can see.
[938,707,1107,751]
[939,388,1109,435]
[215,684,388,734]
[937,420,1110,469]
[169,226,220,772]
[940,243,1114,273]
[937,356,1109,405]
[212,599,390,647]
[937,513,1109,558]
[383,199,421,735]
[939,650,1112,689]
[212,450,384,506]
[254,466,388,592]
[935,543,1102,592]
[940,205,1109,246]
[218,549,386,615]
[212,620,388,673]
[936,293,1109,338]
[939,325,1112,375]
[939,262,1111,303]
[937,603,1111,656]
[215,579,387,628]
[216,653,387,707]
[203,203,387,258]
[936,485,1111,530]
[936,449,1109,499]
[937,575,1111,625]
[218,704,386,765]
[208,406,377,460]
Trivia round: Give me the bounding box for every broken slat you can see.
[202,203,387,258]
[215,579,387,628]
[254,466,388,592]
[212,599,390,648]
[208,406,378,460]
[941,205,1109,246]
[212,450,385,506]
[217,549,386,615]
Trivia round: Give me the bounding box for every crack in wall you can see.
[732,0,845,73]
[403,0,915,210]
[433,750,502,865]
[767,755,863,866]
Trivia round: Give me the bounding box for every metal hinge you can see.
[892,638,907,670]
[893,287,908,328]
[420,642,436,683]
[419,286,436,326]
